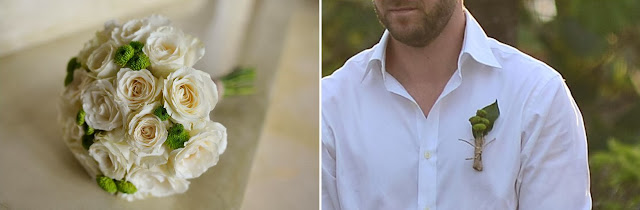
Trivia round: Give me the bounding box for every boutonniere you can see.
[459,100,500,171]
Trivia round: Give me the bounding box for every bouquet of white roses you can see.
[59,15,253,201]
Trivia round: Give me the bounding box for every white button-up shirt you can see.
[322,11,591,210]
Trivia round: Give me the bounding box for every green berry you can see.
[472,124,487,132]
[115,45,135,66]
[480,118,491,126]
[126,51,151,70]
[116,180,137,194]
[76,109,86,125]
[96,175,117,193]
[82,134,95,150]
[166,124,190,150]
[469,116,482,125]
[476,109,487,117]
[153,106,169,121]
[129,41,144,52]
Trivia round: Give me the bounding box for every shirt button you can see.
[424,151,431,159]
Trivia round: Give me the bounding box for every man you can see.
[321,0,591,209]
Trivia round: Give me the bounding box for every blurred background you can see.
[323,0,640,209]
[0,0,318,209]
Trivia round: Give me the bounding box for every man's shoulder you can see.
[322,47,374,101]
[487,38,572,110]
[488,38,562,83]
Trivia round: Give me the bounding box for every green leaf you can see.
[66,57,80,73]
[64,72,74,87]
[64,57,81,86]
[481,100,500,133]
[82,134,95,150]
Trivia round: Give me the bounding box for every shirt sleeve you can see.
[322,117,340,210]
[517,75,592,209]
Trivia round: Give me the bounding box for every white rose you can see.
[60,116,101,179]
[59,69,89,150]
[74,152,101,179]
[77,20,120,65]
[116,68,162,111]
[58,70,91,140]
[82,79,126,131]
[62,69,94,107]
[58,69,93,123]
[111,15,170,45]
[144,26,205,77]
[136,148,169,168]
[68,145,102,180]
[118,166,189,201]
[58,97,85,168]
[127,103,169,166]
[86,41,119,78]
[94,127,126,143]
[61,117,84,148]
[98,20,120,42]
[88,140,134,180]
[58,98,80,127]
[163,66,218,130]
[78,40,100,66]
[168,122,227,179]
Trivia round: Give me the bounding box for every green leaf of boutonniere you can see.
[483,100,500,131]
[466,100,500,171]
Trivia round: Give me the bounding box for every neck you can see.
[386,6,466,82]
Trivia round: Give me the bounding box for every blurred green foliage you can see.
[323,0,640,208]
[322,0,383,76]
[591,139,640,209]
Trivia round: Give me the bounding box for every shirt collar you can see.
[362,10,502,82]
[460,10,502,69]
[362,30,391,83]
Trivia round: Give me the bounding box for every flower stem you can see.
[473,135,484,171]
[220,67,256,97]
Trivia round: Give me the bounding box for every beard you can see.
[374,0,457,47]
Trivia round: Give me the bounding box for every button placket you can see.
[424,151,431,159]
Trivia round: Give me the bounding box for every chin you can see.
[388,23,422,37]
[388,26,431,47]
